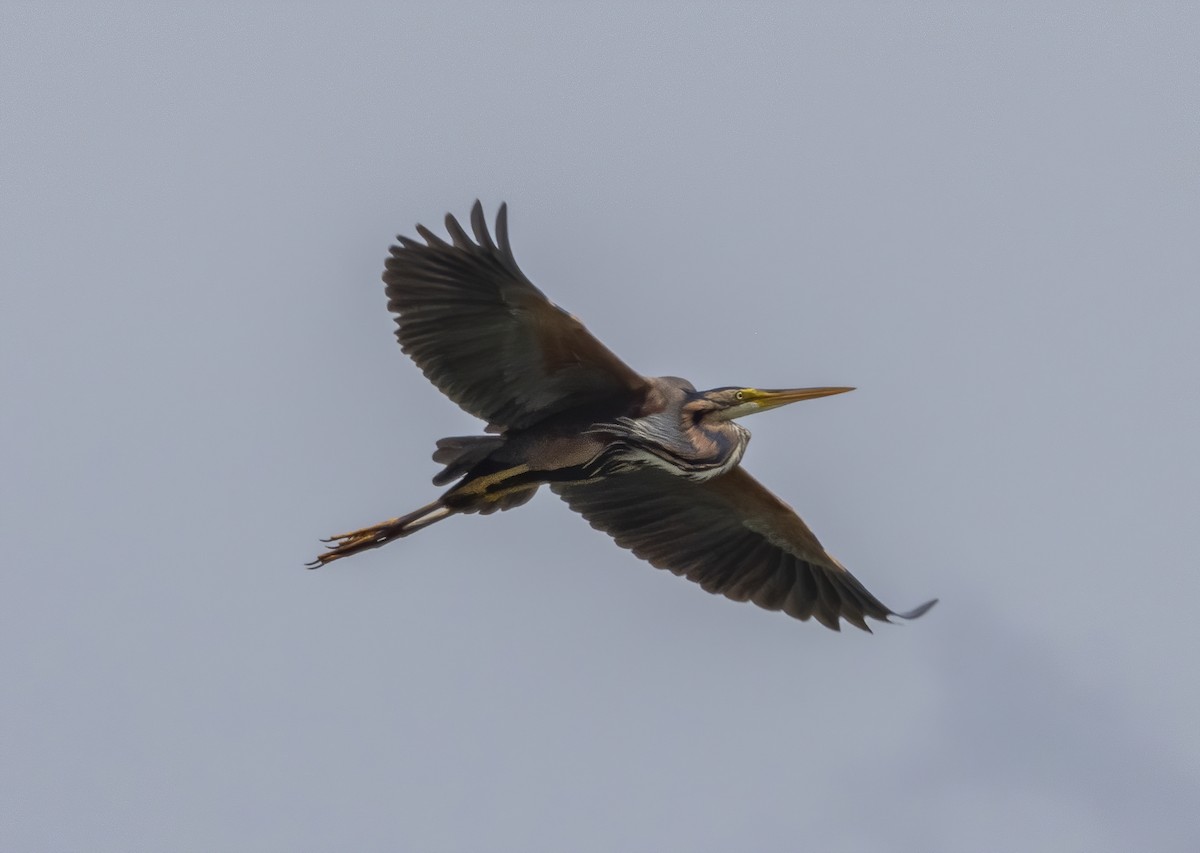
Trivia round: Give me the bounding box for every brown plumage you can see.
[311,201,936,632]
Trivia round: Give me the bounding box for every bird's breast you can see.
[601,417,748,481]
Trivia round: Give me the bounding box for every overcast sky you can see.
[3,3,1199,851]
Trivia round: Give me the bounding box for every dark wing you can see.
[384,201,649,430]
[553,467,937,631]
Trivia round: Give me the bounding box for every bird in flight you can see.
[310,202,936,631]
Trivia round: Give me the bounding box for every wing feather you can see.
[553,466,936,631]
[383,201,648,429]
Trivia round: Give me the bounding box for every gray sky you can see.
[3,3,1198,851]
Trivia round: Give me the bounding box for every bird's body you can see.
[312,202,936,632]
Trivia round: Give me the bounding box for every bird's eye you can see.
[735,390,745,401]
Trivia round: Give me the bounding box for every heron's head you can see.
[697,386,855,421]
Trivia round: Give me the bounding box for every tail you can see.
[432,435,504,486]
[307,500,453,568]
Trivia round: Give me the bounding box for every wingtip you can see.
[470,199,497,251]
[443,209,472,248]
[495,202,514,263]
[895,598,938,621]
[414,222,447,248]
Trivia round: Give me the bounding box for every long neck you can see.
[685,416,750,480]
[601,406,750,482]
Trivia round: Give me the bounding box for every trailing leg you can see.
[308,500,453,567]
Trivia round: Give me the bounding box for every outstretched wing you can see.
[553,466,936,631]
[384,201,649,430]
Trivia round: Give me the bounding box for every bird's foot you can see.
[306,518,401,568]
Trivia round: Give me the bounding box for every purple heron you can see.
[311,202,936,632]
